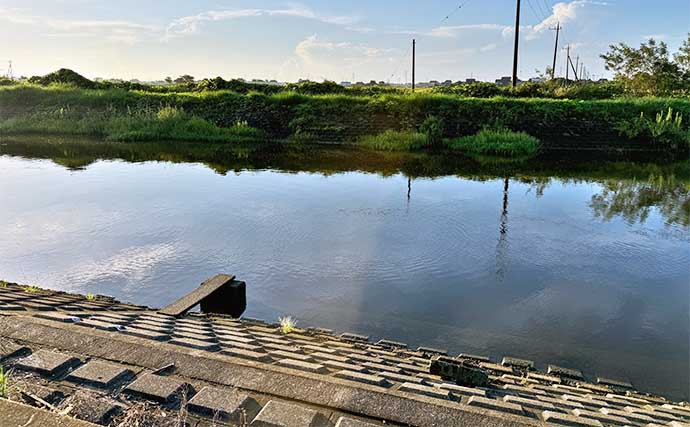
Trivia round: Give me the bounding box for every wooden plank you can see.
[159,275,235,317]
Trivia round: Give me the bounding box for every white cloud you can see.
[166,5,358,39]
[0,7,158,45]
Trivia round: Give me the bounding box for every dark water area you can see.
[1,138,688,400]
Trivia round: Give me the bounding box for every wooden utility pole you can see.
[565,45,570,81]
[412,39,416,92]
[512,0,521,87]
[550,22,561,79]
[575,56,580,79]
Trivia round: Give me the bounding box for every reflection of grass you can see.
[279,316,297,334]
[447,129,541,157]
[359,131,429,152]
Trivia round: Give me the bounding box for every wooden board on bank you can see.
[158,274,236,317]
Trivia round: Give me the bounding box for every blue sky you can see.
[0,0,688,82]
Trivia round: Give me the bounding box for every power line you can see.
[387,0,474,83]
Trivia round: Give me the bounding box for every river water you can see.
[0,139,688,400]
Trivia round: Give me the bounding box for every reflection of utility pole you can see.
[407,177,412,201]
[496,177,510,281]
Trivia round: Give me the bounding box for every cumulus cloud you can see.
[166,5,358,39]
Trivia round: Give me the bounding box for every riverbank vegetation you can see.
[447,129,542,157]
[0,34,689,152]
[0,105,266,143]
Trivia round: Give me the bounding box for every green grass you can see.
[279,316,297,334]
[359,130,429,151]
[0,281,7,288]
[0,104,267,144]
[447,129,542,157]
[0,85,688,150]
[0,366,11,398]
[22,285,41,294]
[86,293,96,301]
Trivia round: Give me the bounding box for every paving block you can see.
[121,327,171,341]
[0,341,28,361]
[222,347,274,362]
[378,371,426,385]
[268,350,313,362]
[457,353,491,363]
[276,358,328,374]
[435,382,486,397]
[417,346,447,356]
[321,360,368,373]
[250,400,330,427]
[600,407,655,424]
[334,370,391,387]
[501,357,534,370]
[398,382,452,400]
[335,417,381,427]
[362,362,402,374]
[59,391,121,424]
[596,377,633,389]
[124,374,192,402]
[219,340,264,352]
[480,362,514,374]
[169,337,221,351]
[15,349,81,376]
[309,352,350,363]
[622,407,678,423]
[571,408,630,426]
[74,318,123,331]
[127,322,173,334]
[466,396,524,415]
[376,339,407,349]
[18,382,65,405]
[562,394,609,409]
[188,386,261,422]
[67,360,133,388]
[548,365,585,380]
[504,395,556,411]
[34,312,81,323]
[340,333,369,343]
[528,372,562,383]
[542,410,603,426]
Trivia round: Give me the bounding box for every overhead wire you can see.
[387,0,474,83]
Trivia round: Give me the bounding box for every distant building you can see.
[340,81,352,86]
[495,76,525,86]
[465,78,478,84]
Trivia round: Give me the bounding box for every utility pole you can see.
[511,0,521,87]
[565,45,570,81]
[6,60,12,79]
[579,62,584,81]
[412,39,416,92]
[550,22,561,79]
[575,56,580,79]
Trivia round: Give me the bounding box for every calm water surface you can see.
[0,140,688,400]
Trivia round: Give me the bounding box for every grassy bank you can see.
[0,85,688,150]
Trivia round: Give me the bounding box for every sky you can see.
[0,0,688,83]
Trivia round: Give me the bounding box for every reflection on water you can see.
[0,137,688,400]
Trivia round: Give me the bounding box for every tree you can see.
[674,34,690,74]
[164,76,173,84]
[600,35,688,95]
[173,75,195,84]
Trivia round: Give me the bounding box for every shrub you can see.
[359,130,429,151]
[617,108,689,147]
[279,316,297,334]
[447,129,542,157]
[419,116,444,147]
